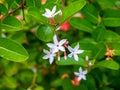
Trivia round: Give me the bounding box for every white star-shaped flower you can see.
[47,35,67,53]
[68,43,84,61]
[42,5,62,18]
[43,49,56,64]
[74,67,87,81]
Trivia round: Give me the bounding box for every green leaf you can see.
[61,0,86,24]
[81,4,99,24]
[34,86,44,90]
[92,26,106,42]
[0,38,29,62]
[70,17,94,33]
[104,30,120,43]
[56,57,87,66]
[96,0,116,9]
[108,43,120,56]
[27,7,48,24]
[5,0,15,9]
[8,31,26,44]
[37,25,54,42]
[96,60,119,70]
[2,16,23,31]
[102,9,120,27]
[0,3,8,15]
[26,0,41,8]
[2,75,17,89]
[17,69,33,84]
[92,43,106,60]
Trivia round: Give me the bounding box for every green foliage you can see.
[0,0,120,90]
[96,60,119,70]
[70,17,94,33]
[61,0,86,24]
[2,16,23,31]
[56,57,86,66]
[0,38,29,62]
[37,25,54,42]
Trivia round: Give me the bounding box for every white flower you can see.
[43,49,56,64]
[47,35,67,53]
[68,43,84,61]
[42,5,62,18]
[74,67,87,81]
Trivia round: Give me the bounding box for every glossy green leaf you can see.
[96,0,116,9]
[92,26,106,42]
[70,17,94,33]
[26,0,41,8]
[27,7,48,23]
[37,25,54,42]
[0,3,8,15]
[56,57,87,66]
[0,38,29,62]
[8,31,26,44]
[102,9,120,27]
[104,30,120,43]
[2,16,23,31]
[81,4,99,24]
[61,0,86,24]
[92,43,106,60]
[97,60,119,70]
[5,0,14,9]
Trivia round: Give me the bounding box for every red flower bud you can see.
[60,21,71,31]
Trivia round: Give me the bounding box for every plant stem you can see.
[8,0,26,15]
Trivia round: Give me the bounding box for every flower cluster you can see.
[43,35,84,64]
[42,5,88,85]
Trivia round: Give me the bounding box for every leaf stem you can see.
[8,0,26,15]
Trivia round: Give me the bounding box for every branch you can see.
[8,0,26,15]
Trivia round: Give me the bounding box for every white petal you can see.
[47,43,55,48]
[74,43,79,51]
[81,75,86,80]
[53,47,59,53]
[52,5,56,14]
[43,55,49,59]
[74,72,79,76]
[45,8,52,14]
[54,10,62,16]
[78,76,82,81]
[49,57,54,64]
[68,53,73,58]
[76,50,84,54]
[50,51,56,57]
[53,35,58,45]
[59,39,67,46]
[59,46,65,52]
[68,46,73,52]
[59,10,62,15]
[79,67,83,73]
[42,13,51,18]
[43,49,49,54]
[74,54,79,61]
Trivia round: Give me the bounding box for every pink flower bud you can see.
[60,21,71,31]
